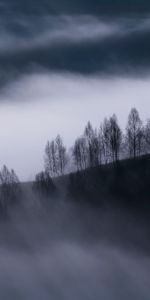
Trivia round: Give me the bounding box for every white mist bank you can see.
[0,201,149,300]
[0,240,149,300]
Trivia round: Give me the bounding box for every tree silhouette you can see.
[126,108,143,158]
[84,122,99,167]
[34,171,56,198]
[45,135,67,177]
[55,135,67,175]
[73,137,87,171]
[0,165,20,214]
[109,114,122,162]
[42,107,149,178]
[144,119,150,154]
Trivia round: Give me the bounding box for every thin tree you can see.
[34,171,56,198]
[101,118,111,164]
[56,135,67,175]
[0,165,20,212]
[45,136,67,177]
[44,140,58,177]
[73,137,87,171]
[109,114,122,162]
[126,108,143,159]
[98,126,104,165]
[144,119,150,154]
[84,121,99,167]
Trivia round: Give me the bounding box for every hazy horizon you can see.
[0,2,150,300]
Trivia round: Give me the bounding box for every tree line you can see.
[1,107,150,213]
[44,108,150,175]
[0,165,20,214]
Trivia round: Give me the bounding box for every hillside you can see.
[53,155,150,213]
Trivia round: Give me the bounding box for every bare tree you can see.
[126,108,143,159]
[109,114,122,162]
[97,126,104,165]
[34,171,56,198]
[73,137,88,171]
[73,139,82,171]
[84,121,95,167]
[92,129,100,167]
[44,140,58,177]
[0,165,11,185]
[84,122,99,167]
[137,126,144,156]
[10,169,20,185]
[45,135,67,177]
[144,119,150,154]
[55,135,67,175]
[0,165,20,213]
[101,118,111,164]
[43,107,147,177]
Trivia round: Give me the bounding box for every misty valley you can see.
[0,151,150,299]
[0,107,150,299]
[0,217,150,300]
[0,194,150,300]
[1,0,150,298]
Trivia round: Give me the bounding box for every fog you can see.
[0,0,149,298]
[0,72,150,180]
[0,2,150,179]
[0,200,149,300]
[0,243,149,299]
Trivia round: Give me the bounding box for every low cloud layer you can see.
[0,242,149,300]
[0,206,149,300]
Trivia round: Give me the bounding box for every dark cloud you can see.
[2,0,150,16]
[0,15,150,84]
[1,0,150,178]
[0,2,150,85]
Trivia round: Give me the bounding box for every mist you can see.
[0,72,150,180]
[0,1,150,179]
[0,198,149,300]
[0,0,150,298]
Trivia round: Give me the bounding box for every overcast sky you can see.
[1,1,150,180]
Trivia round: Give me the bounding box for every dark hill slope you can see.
[21,155,150,213]
[58,155,150,212]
